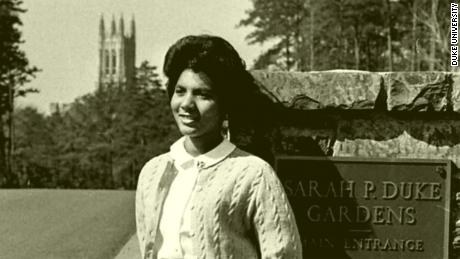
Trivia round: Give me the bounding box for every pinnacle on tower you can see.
[130,14,136,38]
[119,14,125,36]
[111,15,117,35]
[99,14,105,38]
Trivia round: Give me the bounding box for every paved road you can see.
[0,189,135,259]
[114,234,141,259]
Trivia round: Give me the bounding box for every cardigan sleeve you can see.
[250,162,303,259]
[135,170,147,259]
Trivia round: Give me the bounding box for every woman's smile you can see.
[178,113,199,125]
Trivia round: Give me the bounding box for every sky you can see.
[19,0,264,113]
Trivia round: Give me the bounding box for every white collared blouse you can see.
[157,137,235,259]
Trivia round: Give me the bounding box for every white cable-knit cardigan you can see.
[135,148,302,259]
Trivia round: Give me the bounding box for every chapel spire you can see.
[111,14,117,35]
[119,14,125,36]
[99,14,105,39]
[130,14,136,38]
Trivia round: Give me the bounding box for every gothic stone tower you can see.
[98,14,135,88]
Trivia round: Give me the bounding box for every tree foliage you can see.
[0,0,39,102]
[240,0,452,71]
[12,61,179,189]
[0,0,39,186]
[12,107,53,187]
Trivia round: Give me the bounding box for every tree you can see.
[240,0,389,71]
[239,0,308,71]
[239,0,450,72]
[0,0,39,186]
[13,107,53,187]
[135,60,162,91]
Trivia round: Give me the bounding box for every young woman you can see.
[135,35,302,259]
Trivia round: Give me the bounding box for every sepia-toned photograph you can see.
[0,0,459,258]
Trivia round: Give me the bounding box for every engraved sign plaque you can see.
[276,156,453,259]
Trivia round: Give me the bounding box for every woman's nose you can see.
[180,93,195,110]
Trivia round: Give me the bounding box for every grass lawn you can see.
[0,189,135,259]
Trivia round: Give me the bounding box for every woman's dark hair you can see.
[163,34,259,118]
[164,34,279,163]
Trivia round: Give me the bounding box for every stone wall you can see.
[231,70,460,169]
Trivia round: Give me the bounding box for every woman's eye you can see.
[197,91,213,99]
[174,87,185,94]
[199,93,211,99]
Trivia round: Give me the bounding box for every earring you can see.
[222,115,230,140]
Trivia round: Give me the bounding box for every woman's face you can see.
[170,69,222,140]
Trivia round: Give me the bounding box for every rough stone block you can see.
[251,70,381,110]
[452,72,460,112]
[382,72,450,111]
[333,117,460,166]
[274,126,336,156]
